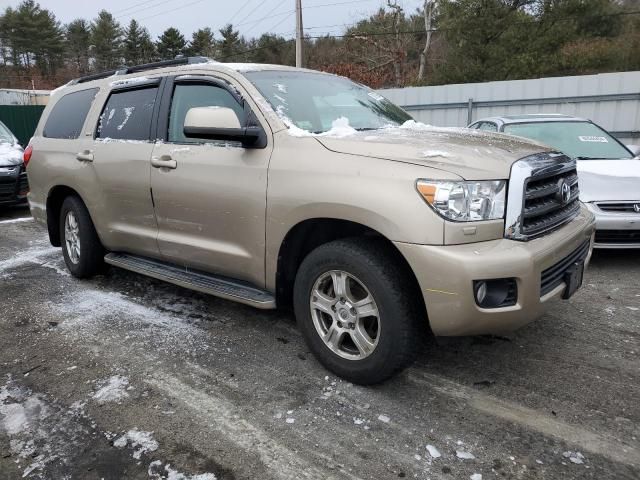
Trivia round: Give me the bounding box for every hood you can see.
[577,158,640,202]
[0,141,23,167]
[314,124,551,180]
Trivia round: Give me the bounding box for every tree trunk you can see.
[418,0,435,82]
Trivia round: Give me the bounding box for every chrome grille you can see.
[596,202,640,213]
[505,152,581,241]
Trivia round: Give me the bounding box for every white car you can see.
[469,114,640,248]
[0,120,28,208]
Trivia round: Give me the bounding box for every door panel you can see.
[90,84,160,256]
[150,78,272,287]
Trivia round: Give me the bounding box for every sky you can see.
[0,0,425,40]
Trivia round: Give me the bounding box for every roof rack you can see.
[69,56,212,85]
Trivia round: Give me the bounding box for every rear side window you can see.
[97,87,158,141]
[43,88,98,139]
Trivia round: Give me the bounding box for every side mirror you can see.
[183,107,261,147]
[626,145,640,157]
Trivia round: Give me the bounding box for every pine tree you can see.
[189,27,215,57]
[124,19,156,65]
[91,10,122,71]
[66,18,91,74]
[0,1,65,75]
[218,23,241,59]
[156,27,186,60]
[138,29,156,64]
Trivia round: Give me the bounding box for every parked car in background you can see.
[27,59,595,384]
[469,114,640,248]
[0,120,29,208]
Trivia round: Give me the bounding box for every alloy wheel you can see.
[310,270,381,360]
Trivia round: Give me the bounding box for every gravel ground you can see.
[0,206,638,480]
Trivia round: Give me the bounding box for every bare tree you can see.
[386,0,404,87]
[417,0,437,82]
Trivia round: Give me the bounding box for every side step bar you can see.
[104,252,276,309]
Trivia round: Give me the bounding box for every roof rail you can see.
[69,56,212,85]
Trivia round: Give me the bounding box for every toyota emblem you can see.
[634,203,640,213]
[557,180,571,205]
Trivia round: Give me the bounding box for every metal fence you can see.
[379,71,640,145]
[0,105,45,147]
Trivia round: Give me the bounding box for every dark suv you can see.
[0,120,28,207]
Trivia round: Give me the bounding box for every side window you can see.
[43,88,98,139]
[477,122,498,132]
[168,83,246,144]
[97,87,158,141]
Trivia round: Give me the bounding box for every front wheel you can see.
[293,238,423,384]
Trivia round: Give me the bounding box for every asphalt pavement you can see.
[0,206,638,480]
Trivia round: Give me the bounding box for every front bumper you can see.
[394,205,595,336]
[0,165,29,207]
[585,202,640,249]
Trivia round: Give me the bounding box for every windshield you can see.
[244,70,412,134]
[503,121,632,160]
[0,121,16,144]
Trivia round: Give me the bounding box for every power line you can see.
[261,12,296,36]
[234,0,279,28]
[116,0,176,19]
[243,0,291,35]
[236,0,379,28]
[112,0,171,16]
[226,0,257,25]
[137,0,209,22]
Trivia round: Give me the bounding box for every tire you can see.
[59,195,104,278]
[293,237,423,385]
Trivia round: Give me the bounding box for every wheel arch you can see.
[274,218,427,321]
[46,185,87,247]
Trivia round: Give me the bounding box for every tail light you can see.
[23,145,33,167]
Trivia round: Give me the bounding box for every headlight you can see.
[416,179,506,222]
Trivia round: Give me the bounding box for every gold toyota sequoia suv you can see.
[27,57,596,384]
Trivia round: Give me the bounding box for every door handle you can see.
[151,155,177,169]
[76,150,94,162]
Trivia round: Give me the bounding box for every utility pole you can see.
[295,0,304,68]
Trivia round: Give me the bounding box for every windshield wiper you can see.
[575,156,606,160]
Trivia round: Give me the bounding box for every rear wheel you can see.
[60,196,104,278]
[293,238,423,384]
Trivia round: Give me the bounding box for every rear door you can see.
[149,74,272,287]
[90,80,162,256]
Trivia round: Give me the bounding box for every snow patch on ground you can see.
[470,474,482,480]
[456,450,476,460]
[426,444,441,458]
[51,289,211,359]
[563,451,585,464]
[0,216,33,224]
[0,377,93,478]
[377,414,390,423]
[92,375,130,404]
[148,460,217,479]
[113,429,158,459]
[0,246,59,275]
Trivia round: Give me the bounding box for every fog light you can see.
[473,278,517,308]
[475,281,487,304]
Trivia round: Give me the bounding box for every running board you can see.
[104,252,276,309]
